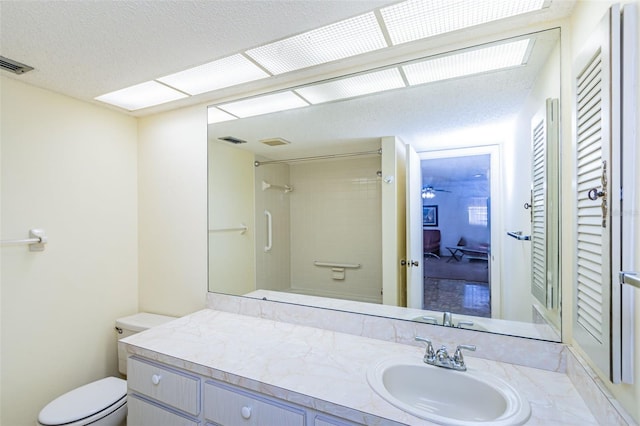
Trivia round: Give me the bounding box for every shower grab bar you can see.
[507,231,531,241]
[209,224,248,235]
[262,180,293,193]
[264,210,272,252]
[1,229,47,251]
[314,261,361,269]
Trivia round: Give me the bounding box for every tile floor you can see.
[423,278,491,317]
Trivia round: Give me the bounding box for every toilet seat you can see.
[38,377,127,426]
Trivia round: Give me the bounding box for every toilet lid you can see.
[38,377,126,425]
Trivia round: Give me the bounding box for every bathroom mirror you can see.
[207,28,561,342]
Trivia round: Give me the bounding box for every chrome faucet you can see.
[442,312,452,327]
[440,311,475,329]
[415,336,476,371]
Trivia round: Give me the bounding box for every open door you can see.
[406,143,424,309]
[381,137,407,307]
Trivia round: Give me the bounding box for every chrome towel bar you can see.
[507,231,531,241]
[1,229,47,251]
[314,261,361,269]
[620,272,640,290]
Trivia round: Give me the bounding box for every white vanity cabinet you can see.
[204,381,305,425]
[127,356,202,425]
[126,356,362,426]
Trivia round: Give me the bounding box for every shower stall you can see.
[254,153,383,303]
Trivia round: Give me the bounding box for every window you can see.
[468,197,488,226]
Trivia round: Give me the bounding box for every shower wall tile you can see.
[288,157,382,302]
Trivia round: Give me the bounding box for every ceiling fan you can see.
[421,185,452,199]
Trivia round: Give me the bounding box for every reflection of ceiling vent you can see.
[260,137,290,147]
[218,136,247,144]
[0,56,34,74]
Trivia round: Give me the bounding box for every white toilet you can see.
[37,313,176,426]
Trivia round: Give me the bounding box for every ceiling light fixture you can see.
[217,91,309,118]
[403,38,530,86]
[95,0,545,112]
[245,12,387,75]
[157,54,270,95]
[208,107,238,124]
[422,186,436,199]
[295,68,405,104]
[95,81,188,111]
[380,0,547,45]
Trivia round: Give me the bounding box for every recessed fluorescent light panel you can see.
[95,81,188,111]
[208,107,237,124]
[403,39,530,86]
[157,54,270,95]
[246,12,387,75]
[217,91,309,118]
[295,68,405,104]
[380,0,546,45]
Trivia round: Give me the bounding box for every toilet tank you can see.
[115,312,176,375]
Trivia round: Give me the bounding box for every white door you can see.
[573,4,620,380]
[406,143,424,309]
[381,137,406,307]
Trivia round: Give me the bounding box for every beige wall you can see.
[137,105,208,317]
[207,141,255,295]
[0,77,139,425]
[565,1,640,422]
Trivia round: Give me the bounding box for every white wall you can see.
[289,157,382,303]
[0,77,138,425]
[137,105,208,316]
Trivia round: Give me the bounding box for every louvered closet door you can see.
[531,115,547,306]
[531,98,559,309]
[573,5,620,378]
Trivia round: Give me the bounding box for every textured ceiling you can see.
[1,0,574,117]
[0,0,394,112]
[208,28,561,160]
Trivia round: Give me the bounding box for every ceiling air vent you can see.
[218,136,247,144]
[0,56,34,74]
[260,137,290,147]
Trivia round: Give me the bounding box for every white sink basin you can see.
[367,357,531,426]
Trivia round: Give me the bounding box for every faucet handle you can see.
[420,316,438,324]
[453,344,476,370]
[415,336,435,362]
[457,320,475,329]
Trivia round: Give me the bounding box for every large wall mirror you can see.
[207,27,562,342]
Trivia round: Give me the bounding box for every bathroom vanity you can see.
[120,309,606,425]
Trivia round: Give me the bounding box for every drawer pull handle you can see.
[151,374,162,385]
[241,406,252,419]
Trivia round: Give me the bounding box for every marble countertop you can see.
[244,289,560,341]
[121,309,597,425]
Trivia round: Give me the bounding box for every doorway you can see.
[418,146,501,318]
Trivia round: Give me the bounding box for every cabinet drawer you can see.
[314,415,361,426]
[128,356,201,416]
[128,395,200,426]
[204,381,305,426]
